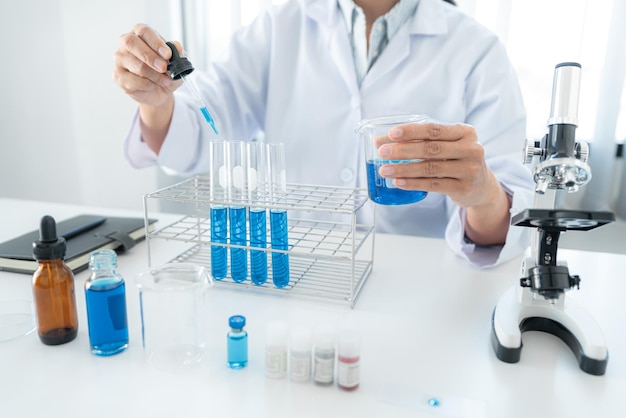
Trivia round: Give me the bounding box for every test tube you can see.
[247,141,268,285]
[266,142,290,288]
[228,141,248,283]
[209,140,228,280]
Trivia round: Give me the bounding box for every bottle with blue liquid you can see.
[84,249,129,356]
[227,315,248,369]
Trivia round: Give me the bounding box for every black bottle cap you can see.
[32,215,66,260]
[166,41,194,80]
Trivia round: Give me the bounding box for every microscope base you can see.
[491,286,608,376]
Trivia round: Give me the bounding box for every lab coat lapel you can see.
[306,0,359,96]
[361,0,448,90]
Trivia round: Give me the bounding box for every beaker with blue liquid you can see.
[357,115,429,205]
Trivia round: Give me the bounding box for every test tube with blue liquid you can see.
[165,41,218,135]
[247,141,268,285]
[209,140,228,280]
[228,141,248,283]
[267,142,290,288]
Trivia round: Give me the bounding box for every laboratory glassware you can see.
[32,215,78,345]
[227,315,248,369]
[85,249,129,356]
[135,263,213,370]
[165,42,218,135]
[209,140,229,280]
[357,115,430,205]
[228,140,248,283]
[247,141,268,285]
[267,142,290,288]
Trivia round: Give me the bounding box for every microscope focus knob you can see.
[576,141,590,163]
[523,140,544,165]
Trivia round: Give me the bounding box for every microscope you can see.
[491,62,615,376]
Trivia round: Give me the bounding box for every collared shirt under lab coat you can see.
[124,0,534,268]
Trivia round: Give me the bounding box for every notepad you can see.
[0,214,156,274]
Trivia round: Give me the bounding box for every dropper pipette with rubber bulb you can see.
[165,41,219,135]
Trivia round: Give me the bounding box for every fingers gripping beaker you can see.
[135,263,213,370]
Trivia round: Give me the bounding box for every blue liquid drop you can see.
[200,107,219,135]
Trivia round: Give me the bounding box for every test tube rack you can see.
[143,175,376,308]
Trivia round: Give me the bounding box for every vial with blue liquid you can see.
[84,249,129,356]
[227,315,248,369]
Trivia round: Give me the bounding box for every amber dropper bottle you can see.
[32,215,78,345]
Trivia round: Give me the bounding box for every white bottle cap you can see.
[314,325,336,350]
[290,326,312,352]
[338,329,361,358]
[266,320,288,347]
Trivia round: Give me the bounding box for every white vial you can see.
[265,321,288,379]
[313,326,336,385]
[289,327,312,383]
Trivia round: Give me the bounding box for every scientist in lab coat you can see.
[113,0,534,268]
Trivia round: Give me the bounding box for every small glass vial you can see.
[313,327,336,386]
[32,215,78,345]
[227,315,248,369]
[289,327,312,383]
[85,249,129,356]
[337,330,361,391]
[265,321,287,379]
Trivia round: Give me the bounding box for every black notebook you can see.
[0,214,156,275]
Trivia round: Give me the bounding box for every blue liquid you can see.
[211,206,228,280]
[270,209,290,288]
[249,208,268,285]
[227,331,248,369]
[85,278,128,356]
[229,206,248,283]
[200,107,219,135]
[366,159,428,205]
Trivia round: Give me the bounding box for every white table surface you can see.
[0,197,625,418]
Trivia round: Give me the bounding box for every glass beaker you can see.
[135,263,213,370]
[357,115,429,205]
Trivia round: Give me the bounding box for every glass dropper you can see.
[165,42,219,135]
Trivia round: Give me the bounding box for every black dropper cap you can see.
[32,215,67,261]
[166,41,194,80]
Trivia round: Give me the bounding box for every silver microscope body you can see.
[491,63,615,375]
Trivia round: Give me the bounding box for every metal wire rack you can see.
[143,175,376,308]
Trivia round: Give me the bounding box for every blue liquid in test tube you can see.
[211,206,228,280]
[249,208,268,285]
[229,206,248,282]
[181,75,219,135]
[270,209,290,288]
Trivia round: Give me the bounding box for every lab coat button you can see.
[339,168,354,182]
[350,97,360,109]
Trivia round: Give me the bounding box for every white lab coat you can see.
[124,0,534,267]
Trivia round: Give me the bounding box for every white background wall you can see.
[0,0,174,212]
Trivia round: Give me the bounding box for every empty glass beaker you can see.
[135,263,213,370]
[357,115,430,205]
